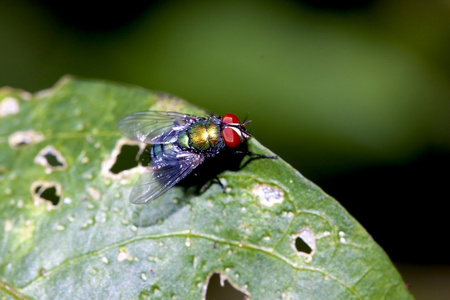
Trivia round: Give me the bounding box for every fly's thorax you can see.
[205,119,221,148]
[182,118,224,153]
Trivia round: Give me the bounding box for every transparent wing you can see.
[117,111,199,144]
[129,152,205,204]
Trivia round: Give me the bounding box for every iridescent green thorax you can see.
[177,118,224,153]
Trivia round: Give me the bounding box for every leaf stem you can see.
[0,280,32,300]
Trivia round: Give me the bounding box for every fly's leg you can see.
[197,152,277,195]
[233,151,277,170]
[199,176,226,194]
[234,151,278,159]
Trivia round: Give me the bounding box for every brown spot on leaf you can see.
[8,130,44,149]
[0,97,19,117]
[252,184,284,207]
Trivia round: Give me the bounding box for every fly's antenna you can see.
[241,120,252,137]
[241,113,253,135]
[242,113,249,123]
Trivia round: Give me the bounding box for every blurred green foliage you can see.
[1,0,449,177]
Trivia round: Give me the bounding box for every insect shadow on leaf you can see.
[131,142,273,227]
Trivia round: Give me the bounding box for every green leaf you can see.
[0,77,412,299]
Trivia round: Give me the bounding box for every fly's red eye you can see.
[222,113,240,124]
[222,128,241,148]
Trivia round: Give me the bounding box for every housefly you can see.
[117,110,275,204]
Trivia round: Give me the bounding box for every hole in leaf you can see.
[293,227,315,255]
[43,153,64,167]
[101,139,149,180]
[204,272,249,300]
[34,146,67,172]
[33,183,61,206]
[109,144,140,174]
[295,236,312,254]
[138,146,151,167]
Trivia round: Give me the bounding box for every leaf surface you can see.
[0,77,412,299]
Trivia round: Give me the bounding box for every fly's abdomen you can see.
[151,143,182,167]
[177,131,190,150]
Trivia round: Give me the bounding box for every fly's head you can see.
[221,113,252,148]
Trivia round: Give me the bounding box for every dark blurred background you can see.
[1,0,449,298]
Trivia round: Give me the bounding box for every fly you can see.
[117,110,275,204]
